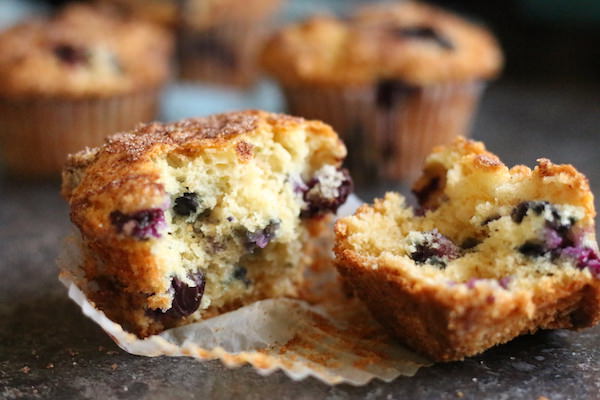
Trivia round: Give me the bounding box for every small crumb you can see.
[46,363,54,369]
[107,350,118,355]
[20,366,31,374]
[31,349,37,355]
[72,362,77,366]
[472,377,478,382]
[98,346,105,352]
[537,397,550,400]
[456,391,464,398]
[111,363,118,370]
[33,389,38,394]
[66,348,78,357]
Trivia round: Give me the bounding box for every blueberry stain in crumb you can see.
[173,192,199,216]
[245,221,280,253]
[110,209,164,240]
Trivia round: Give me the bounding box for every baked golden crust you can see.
[262,1,502,87]
[62,110,349,337]
[0,4,173,98]
[334,138,600,361]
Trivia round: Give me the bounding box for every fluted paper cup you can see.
[282,81,484,185]
[57,195,430,385]
[0,88,162,178]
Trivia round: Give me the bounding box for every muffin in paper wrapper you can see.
[0,87,162,177]
[282,81,484,184]
[57,195,430,385]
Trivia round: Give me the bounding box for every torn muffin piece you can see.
[61,110,352,337]
[334,137,600,361]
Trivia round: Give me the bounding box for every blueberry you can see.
[110,208,165,240]
[173,192,199,216]
[300,168,353,218]
[518,241,547,257]
[410,230,461,269]
[511,201,549,223]
[53,44,88,66]
[147,272,206,319]
[233,266,251,287]
[245,221,280,253]
[388,26,454,50]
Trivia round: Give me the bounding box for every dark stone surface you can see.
[1,81,600,399]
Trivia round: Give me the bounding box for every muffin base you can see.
[282,81,484,184]
[335,253,600,362]
[0,88,161,177]
[178,23,269,88]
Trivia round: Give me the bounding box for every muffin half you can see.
[61,110,352,337]
[334,138,600,361]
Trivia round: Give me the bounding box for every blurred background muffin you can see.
[0,3,173,177]
[96,0,179,28]
[178,0,283,87]
[262,1,502,185]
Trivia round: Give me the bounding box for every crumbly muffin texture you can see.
[62,110,351,337]
[0,4,172,98]
[335,138,600,361]
[261,1,502,86]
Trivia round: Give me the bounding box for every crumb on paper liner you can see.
[57,195,431,385]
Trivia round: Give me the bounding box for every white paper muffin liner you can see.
[57,195,431,385]
[282,81,484,184]
[0,88,161,177]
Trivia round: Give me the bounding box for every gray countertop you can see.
[1,80,600,399]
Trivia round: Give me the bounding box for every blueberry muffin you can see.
[0,4,172,177]
[262,1,502,184]
[96,0,180,28]
[61,110,352,337]
[334,138,600,361]
[178,0,282,87]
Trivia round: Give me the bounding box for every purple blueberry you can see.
[53,44,89,66]
[245,221,280,253]
[173,192,199,216]
[110,208,165,240]
[561,246,600,277]
[410,230,461,269]
[388,26,454,50]
[300,168,353,218]
[151,271,205,318]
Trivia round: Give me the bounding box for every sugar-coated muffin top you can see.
[62,110,346,229]
[262,1,503,86]
[0,4,173,98]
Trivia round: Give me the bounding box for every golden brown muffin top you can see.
[62,110,345,238]
[262,1,503,86]
[0,4,173,98]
